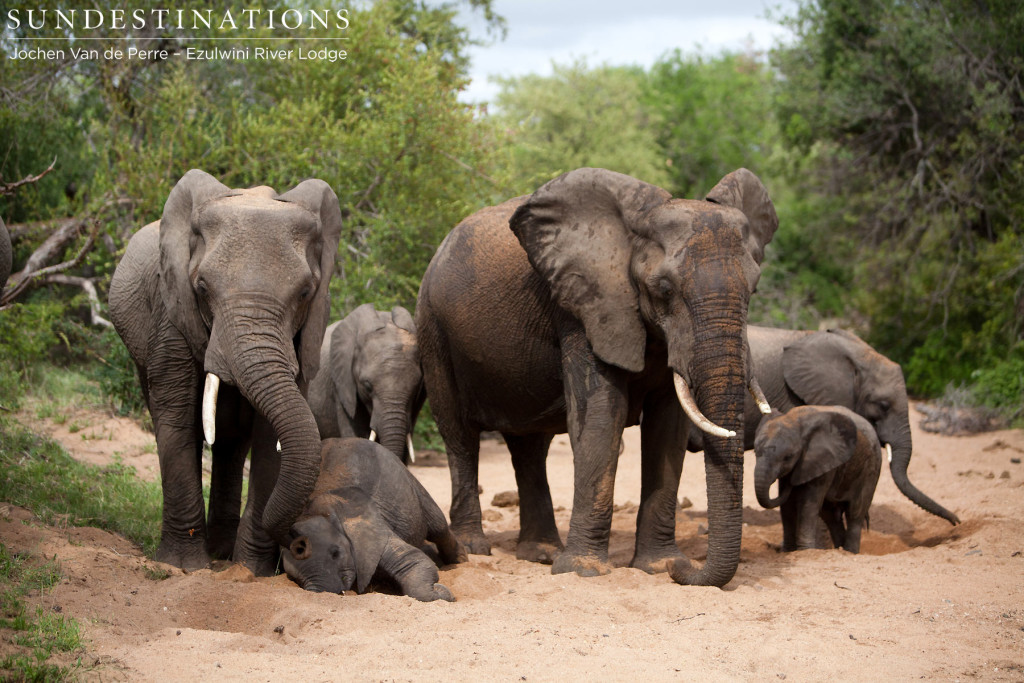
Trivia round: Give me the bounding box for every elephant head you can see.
[282,491,387,595]
[782,329,960,524]
[754,408,858,508]
[329,303,423,463]
[0,215,11,293]
[510,167,778,586]
[159,169,342,545]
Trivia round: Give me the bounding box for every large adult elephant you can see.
[307,303,424,464]
[416,167,777,586]
[1,216,11,293]
[737,326,960,525]
[109,170,342,574]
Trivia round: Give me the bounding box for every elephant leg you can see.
[233,417,282,576]
[206,385,254,560]
[779,496,799,552]
[551,327,628,577]
[504,432,562,564]
[843,513,864,554]
[631,386,687,573]
[147,350,209,570]
[794,486,828,550]
[378,536,455,602]
[820,500,846,550]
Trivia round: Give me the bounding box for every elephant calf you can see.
[282,438,466,602]
[754,405,882,553]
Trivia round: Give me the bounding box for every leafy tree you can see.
[773,0,1024,395]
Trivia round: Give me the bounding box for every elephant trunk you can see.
[885,425,960,525]
[672,297,746,588]
[754,457,789,509]
[372,406,412,464]
[218,310,322,546]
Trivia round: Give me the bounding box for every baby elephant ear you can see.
[390,306,415,334]
[509,168,671,373]
[705,168,779,287]
[335,487,390,594]
[791,411,858,486]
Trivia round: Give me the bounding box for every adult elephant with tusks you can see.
[109,170,342,575]
[416,167,777,586]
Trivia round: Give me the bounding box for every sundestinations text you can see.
[5,8,350,32]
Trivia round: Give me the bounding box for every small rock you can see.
[491,490,519,507]
[176,630,181,636]
[613,501,637,513]
[482,509,503,522]
[678,497,693,510]
[697,524,708,535]
[1000,471,1010,479]
[273,625,284,634]
[1011,458,1021,464]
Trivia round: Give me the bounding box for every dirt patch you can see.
[4,406,1024,680]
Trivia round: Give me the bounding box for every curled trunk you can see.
[886,428,960,525]
[754,458,788,508]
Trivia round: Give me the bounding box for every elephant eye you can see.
[298,286,312,301]
[878,400,890,414]
[196,278,209,297]
[657,277,673,300]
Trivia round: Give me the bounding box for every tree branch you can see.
[43,275,112,328]
[0,157,57,196]
[1,220,99,306]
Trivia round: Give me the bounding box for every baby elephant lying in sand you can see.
[283,438,466,601]
[754,405,882,553]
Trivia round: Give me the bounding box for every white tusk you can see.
[369,429,377,443]
[202,373,220,446]
[406,433,416,464]
[673,373,737,439]
[748,376,772,415]
[885,443,893,464]
[276,441,282,453]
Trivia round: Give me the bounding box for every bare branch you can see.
[44,274,112,328]
[0,157,57,196]
[1,220,99,306]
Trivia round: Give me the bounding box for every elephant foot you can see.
[630,546,687,574]
[551,550,612,577]
[233,543,281,577]
[454,529,492,556]
[205,533,237,561]
[516,540,562,565]
[154,540,211,572]
[412,583,456,603]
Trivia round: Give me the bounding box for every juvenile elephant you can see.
[754,405,882,553]
[282,438,465,601]
[730,327,958,525]
[109,170,342,574]
[307,303,423,464]
[417,167,777,586]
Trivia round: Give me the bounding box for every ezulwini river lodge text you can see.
[8,45,347,63]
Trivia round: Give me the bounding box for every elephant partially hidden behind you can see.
[416,167,778,587]
[307,303,424,464]
[109,170,342,574]
[691,326,960,525]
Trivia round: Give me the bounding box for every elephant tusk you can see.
[406,433,416,464]
[885,443,893,464]
[673,373,736,439]
[748,375,772,415]
[276,440,282,453]
[369,429,377,443]
[202,373,220,446]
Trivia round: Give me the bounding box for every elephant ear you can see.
[335,487,390,594]
[783,331,858,409]
[509,168,671,373]
[158,169,232,360]
[791,411,858,486]
[705,168,779,291]
[331,304,385,418]
[276,179,343,391]
[390,306,415,334]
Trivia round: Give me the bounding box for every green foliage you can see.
[0,418,162,556]
[0,545,84,681]
[494,59,671,194]
[773,0,1024,398]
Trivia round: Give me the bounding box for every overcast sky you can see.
[456,0,799,104]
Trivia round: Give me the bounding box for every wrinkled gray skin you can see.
[282,438,465,601]
[109,170,342,575]
[307,304,424,464]
[690,327,959,525]
[0,215,11,293]
[754,405,882,553]
[416,167,778,587]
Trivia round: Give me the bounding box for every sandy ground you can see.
[3,405,1023,681]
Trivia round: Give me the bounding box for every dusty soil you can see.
[4,405,1023,681]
